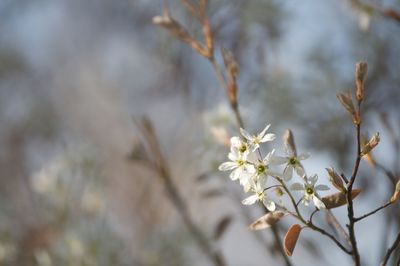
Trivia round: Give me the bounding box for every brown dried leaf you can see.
[283,224,302,256]
[326,167,346,193]
[337,92,355,115]
[321,189,362,209]
[361,132,380,156]
[248,211,285,231]
[214,216,232,239]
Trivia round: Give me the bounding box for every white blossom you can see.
[271,143,309,181]
[240,124,276,152]
[290,174,329,209]
[218,148,255,181]
[242,179,276,211]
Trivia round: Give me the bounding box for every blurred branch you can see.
[380,231,400,266]
[133,117,225,266]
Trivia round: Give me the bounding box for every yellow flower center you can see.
[239,144,247,153]
[289,157,298,165]
[306,187,314,195]
[257,164,266,174]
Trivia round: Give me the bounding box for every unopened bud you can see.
[283,129,297,156]
[202,19,214,54]
[390,180,400,203]
[274,187,284,197]
[355,61,368,102]
[326,167,346,193]
[361,132,380,156]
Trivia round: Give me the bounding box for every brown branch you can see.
[209,57,244,129]
[346,102,362,266]
[380,231,400,266]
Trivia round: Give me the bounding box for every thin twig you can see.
[380,231,400,266]
[209,57,244,129]
[354,201,393,222]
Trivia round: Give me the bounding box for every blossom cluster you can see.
[219,124,329,211]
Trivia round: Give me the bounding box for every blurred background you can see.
[0,0,400,265]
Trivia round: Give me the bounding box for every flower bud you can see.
[326,167,346,193]
[390,180,400,203]
[274,187,284,197]
[283,129,297,156]
[355,61,368,102]
[361,132,380,156]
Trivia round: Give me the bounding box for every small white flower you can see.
[230,136,249,154]
[271,144,309,181]
[218,149,255,180]
[242,179,276,211]
[291,174,329,209]
[240,124,276,151]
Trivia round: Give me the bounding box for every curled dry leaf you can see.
[321,189,362,209]
[284,224,302,256]
[248,211,285,231]
[326,167,346,193]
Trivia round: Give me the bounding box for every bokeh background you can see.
[1,0,400,265]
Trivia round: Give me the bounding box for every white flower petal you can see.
[263,199,276,212]
[298,153,310,160]
[270,156,287,165]
[308,174,318,185]
[260,133,276,143]
[228,152,237,161]
[230,136,241,147]
[230,168,242,180]
[240,128,253,141]
[315,184,330,191]
[284,144,295,157]
[290,183,304,191]
[283,165,293,181]
[245,164,256,174]
[218,162,237,171]
[294,165,305,177]
[313,196,326,209]
[257,124,271,139]
[242,194,258,205]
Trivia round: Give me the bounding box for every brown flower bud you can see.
[390,180,400,203]
[361,132,380,156]
[202,19,214,54]
[326,167,346,193]
[355,61,368,102]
